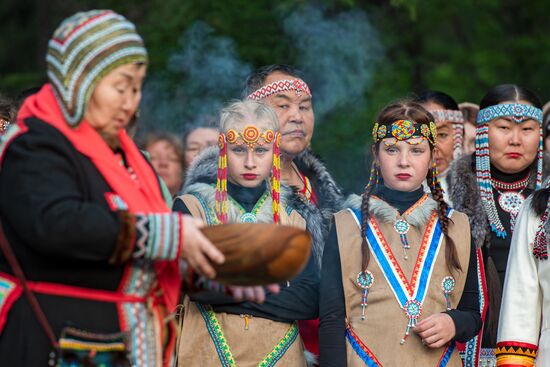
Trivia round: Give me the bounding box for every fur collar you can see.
[181,147,326,267]
[293,149,345,223]
[344,193,437,228]
[447,153,550,248]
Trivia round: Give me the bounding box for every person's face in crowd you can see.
[184,127,219,166]
[463,122,476,156]
[488,100,540,174]
[86,63,146,145]
[147,139,184,196]
[226,122,274,188]
[422,101,455,174]
[261,72,314,157]
[377,138,432,192]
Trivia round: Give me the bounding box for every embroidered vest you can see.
[176,191,307,366]
[335,204,471,367]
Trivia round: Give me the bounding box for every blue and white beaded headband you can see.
[477,103,543,125]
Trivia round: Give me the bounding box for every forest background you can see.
[1,0,548,193]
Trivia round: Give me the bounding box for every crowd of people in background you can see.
[1,9,550,367]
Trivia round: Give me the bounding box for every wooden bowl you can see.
[200,223,312,285]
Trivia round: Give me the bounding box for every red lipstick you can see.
[395,173,412,180]
[242,173,258,180]
[506,152,522,159]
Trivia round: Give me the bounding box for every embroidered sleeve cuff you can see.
[496,341,537,367]
[133,213,183,260]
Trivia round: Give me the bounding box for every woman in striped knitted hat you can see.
[446,84,547,366]
[0,10,225,366]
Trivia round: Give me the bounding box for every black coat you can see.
[0,118,148,365]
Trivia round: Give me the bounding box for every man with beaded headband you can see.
[319,100,482,367]
[447,84,548,366]
[174,100,324,366]
[244,64,344,362]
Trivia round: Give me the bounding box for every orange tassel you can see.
[271,132,281,224]
[216,134,228,223]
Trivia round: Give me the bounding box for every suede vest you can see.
[335,203,471,367]
[177,193,307,366]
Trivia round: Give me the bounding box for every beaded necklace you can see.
[228,191,270,223]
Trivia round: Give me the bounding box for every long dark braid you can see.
[360,161,379,271]
[427,166,462,273]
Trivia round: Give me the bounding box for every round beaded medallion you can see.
[356,270,374,290]
[240,213,258,223]
[441,276,456,295]
[498,191,525,214]
[394,219,410,235]
[403,300,422,319]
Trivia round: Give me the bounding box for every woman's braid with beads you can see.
[427,166,462,272]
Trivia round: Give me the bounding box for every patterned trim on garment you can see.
[459,248,489,367]
[346,324,383,366]
[191,192,221,225]
[104,192,129,211]
[133,213,183,260]
[117,262,160,366]
[0,274,22,333]
[346,323,455,367]
[437,343,456,366]
[197,303,299,367]
[479,347,496,366]
[0,121,29,166]
[496,342,537,367]
[349,208,446,306]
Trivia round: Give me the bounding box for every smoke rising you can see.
[283,6,382,120]
[139,21,251,134]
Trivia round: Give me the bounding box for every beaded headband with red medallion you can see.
[216,125,281,224]
[372,119,437,146]
[247,79,312,101]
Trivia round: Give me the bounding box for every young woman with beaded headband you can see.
[173,100,324,366]
[446,84,547,366]
[319,101,482,367]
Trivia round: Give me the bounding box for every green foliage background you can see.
[1,0,548,193]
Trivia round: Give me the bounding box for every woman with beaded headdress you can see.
[446,84,547,366]
[173,100,324,366]
[415,91,465,204]
[0,10,225,366]
[319,101,482,366]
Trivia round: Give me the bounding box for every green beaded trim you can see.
[229,191,270,221]
[197,304,299,367]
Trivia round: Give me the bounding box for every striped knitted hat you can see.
[46,10,148,126]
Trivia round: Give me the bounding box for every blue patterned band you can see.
[476,103,543,125]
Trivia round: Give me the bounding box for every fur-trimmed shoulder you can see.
[294,149,344,220]
[182,146,218,188]
[180,146,327,267]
